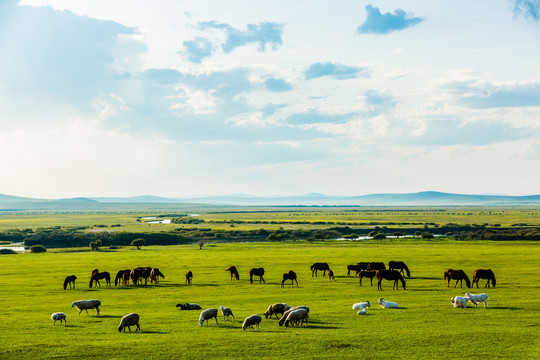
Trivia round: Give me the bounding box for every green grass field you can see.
[0,240,539,359]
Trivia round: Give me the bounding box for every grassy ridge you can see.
[0,241,539,359]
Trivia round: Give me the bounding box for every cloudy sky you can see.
[1,0,539,199]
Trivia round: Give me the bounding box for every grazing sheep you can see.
[219,306,234,321]
[71,299,101,316]
[118,313,140,332]
[242,314,262,331]
[352,301,371,310]
[199,308,218,326]
[51,312,66,325]
[378,298,398,309]
[451,296,469,308]
[278,306,310,326]
[284,309,309,327]
[465,292,488,307]
[264,303,291,319]
[176,303,202,310]
[357,308,367,315]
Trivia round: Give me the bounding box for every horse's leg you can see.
[370,277,373,286]
[85,309,89,315]
[359,276,362,286]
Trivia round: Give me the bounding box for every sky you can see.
[0,0,539,199]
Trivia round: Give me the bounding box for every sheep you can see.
[264,303,291,319]
[451,296,469,308]
[199,308,218,326]
[71,299,101,316]
[242,314,262,331]
[176,303,202,310]
[465,292,488,307]
[278,306,310,326]
[51,312,66,325]
[284,309,309,327]
[357,308,367,315]
[352,301,371,310]
[219,306,234,321]
[118,313,140,332]
[378,298,398,309]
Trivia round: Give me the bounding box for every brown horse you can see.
[63,275,77,290]
[389,261,411,277]
[131,267,152,285]
[327,269,335,282]
[89,271,111,288]
[310,262,330,277]
[346,263,369,277]
[185,270,193,285]
[472,269,496,288]
[150,268,165,284]
[443,269,471,288]
[225,266,240,280]
[377,269,406,290]
[114,270,131,286]
[281,270,298,288]
[250,268,265,284]
[368,262,386,271]
[358,270,377,286]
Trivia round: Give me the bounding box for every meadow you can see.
[0,240,539,359]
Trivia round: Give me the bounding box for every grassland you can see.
[0,240,539,360]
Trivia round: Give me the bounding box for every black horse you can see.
[281,270,298,288]
[368,262,386,271]
[225,266,240,280]
[358,270,377,286]
[131,267,151,285]
[376,270,406,290]
[389,261,411,277]
[472,269,496,288]
[114,270,131,286]
[63,275,77,290]
[443,269,471,288]
[89,271,111,288]
[346,262,369,277]
[250,268,265,284]
[310,262,330,277]
[150,268,165,284]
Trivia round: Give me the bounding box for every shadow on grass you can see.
[411,276,441,280]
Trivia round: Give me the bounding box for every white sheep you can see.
[51,312,66,325]
[278,306,310,326]
[264,303,291,318]
[242,314,262,331]
[451,296,469,308]
[71,299,101,316]
[284,309,309,327]
[118,313,140,332]
[219,306,234,321]
[357,308,367,315]
[465,292,488,307]
[352,301,371,310]
[199,308,218,326]
[378,298,398,309]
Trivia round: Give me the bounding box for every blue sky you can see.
[0,0,539,198]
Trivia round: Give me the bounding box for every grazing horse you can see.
[185,270,193,285]
[377,270,406,291]
[368,262,386,271]
[443,269,471,288]
[131,267,151,285]
[281,270,298,288]
[89,271,111,288]
[327,269,335,282]
[63,275,77,290]
[225,266,240,280]
[358,270,377,286]
[114,270,131,286]
[346,263,369,277]
[150,268,165,284]
[310,262,330,277]
[389,261,411,277]
[249,268,265,284]
[472,269,496,288]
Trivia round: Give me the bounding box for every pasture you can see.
[0,240,539,359]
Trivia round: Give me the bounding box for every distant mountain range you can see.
[1,191,539,210]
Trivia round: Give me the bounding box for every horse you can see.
[63,275,77,290]
[358,270,377,286]
[90,268,99,286]
[89,271,111,288]
[114,270,131,286]
[472,269,496,288]
[150,268,165,284]
[368,262,386,271]
[376,270,406,291]
[185,270,193,285]
[389,261,411,277]
[249,268,265,284]
[346,263,369,277]
[281,270,298,288]
[443,269,471,288]
[327,269,335,282]
[225,266,240,280]
[131,267,151,285]
[310,262,330,277]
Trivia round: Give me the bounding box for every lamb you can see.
[71,299,101,316]
[242,314,262,331]
[378,298,398,309]
[51,312,66,325]
[451,296,469,308]
[219,306,234,321]
[118,313,140,332]
[199,308,218,326]
[176,303,202,310]
[352,301,371,310]
[465,292,488,307]
[284,309,309,327]
[278,306,309,326]
[357,308,367,315]
[264,303,291,318]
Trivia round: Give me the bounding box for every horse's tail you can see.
[403,264,410,277]
[443,270,448,281]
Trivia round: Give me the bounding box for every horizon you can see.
[1,0,539,199]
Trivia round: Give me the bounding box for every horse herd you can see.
[63,267,166,290]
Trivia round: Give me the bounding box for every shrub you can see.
[0,249,17,254]
[30,245,47,253]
